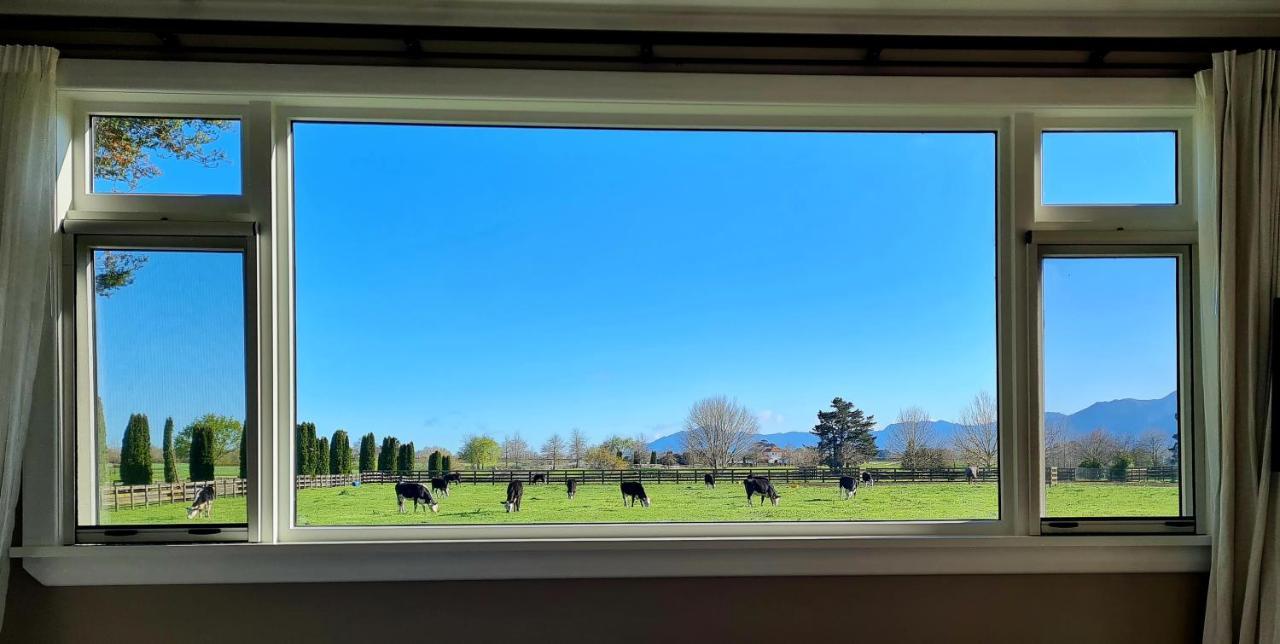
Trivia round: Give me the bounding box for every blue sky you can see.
[93,122,1177,450]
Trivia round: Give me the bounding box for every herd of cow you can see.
[387,467,984,516]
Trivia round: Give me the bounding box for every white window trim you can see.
[18,59,1210,585]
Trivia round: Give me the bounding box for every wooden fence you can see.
[1046,466,1179,484]
[101,477,247,511]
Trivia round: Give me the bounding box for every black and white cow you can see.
[704,473,715,488]
[861,471,875,487]
[503,480,524,512]
[620,481,650,507]
[444,472,462,485]
[566,478,578,500]
[838,475,858,500]
[744,475,780,506]
[186,484,215,519]
[530,473,547,484]
[966,466,980,484]
[395,481,440,514]
[431,477,450,497]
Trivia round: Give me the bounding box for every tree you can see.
[459,435,500,470]
[94,117,232,189]
[682,396,759,468]
[810,397,877,469]
[359,433,377,472]
[315,437,330,475]
[329,430,353,475]
[954,391,998,469]
[541,434,565,469]
[296,422,318,475]
[161,417,179,483]
[649,450,657,465]
[396,442,416,472]
[239,427,248,479]
[119,413,153,485]
[378,436,400,472]
[189,425,216,481]
[1044,416,1072,468]
[502,434,531,468]
[584,445,629,469]
[441,454,452,473]
[1077,428,1118,470]
[95,396,111,485]
[428,450,442,476]
[177,414,243,464]
[569,428,588,467]
[885,407,935,458]
[1133,430,1168,468]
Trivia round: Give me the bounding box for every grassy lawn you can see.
[100,481,1180,525]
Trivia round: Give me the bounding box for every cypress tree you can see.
[162,417,179,483]
[316,437,330,476]
[239,427,248,479]
[330,430,352,475]
[189,425,216,482]
[396,442,415,473]
[441,454,452,474]
[428,450,442,476]
[379,437,400,472]
[119,413,153,485]
[650,450,657,465]
[359,433,377,472]
[96,396,111,486]
[296,422,318,475]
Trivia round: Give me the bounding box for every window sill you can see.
[13,535,1211,586]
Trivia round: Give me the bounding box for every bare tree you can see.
[541,434,566,469]
[681,396,760,468]
[1076,428,1117,468]
[884,407,935,457]
[569,428,588,467]
[1044,416,1072,468]
[1133,430,1167,468]
[501,433,531,468]
[954,391,998,469]
[632,433,650,464]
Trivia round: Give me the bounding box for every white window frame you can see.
[16,60,1211,585]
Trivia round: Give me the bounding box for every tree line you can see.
[108,400,247,486]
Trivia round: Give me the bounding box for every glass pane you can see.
[294,125,996,526]
[91,117,241,195]
[1042,256,1181,517]
[1041,131,1177,206]
[87,248,247,526]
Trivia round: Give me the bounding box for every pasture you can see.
[102,480,1179,525]
[104,463,240,485]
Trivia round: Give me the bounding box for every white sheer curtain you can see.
[0,45,57,626]
[1198,50,1280,644]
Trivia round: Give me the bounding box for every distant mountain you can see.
[646,392,1177,453]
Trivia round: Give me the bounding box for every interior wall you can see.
[1,564,1205,644]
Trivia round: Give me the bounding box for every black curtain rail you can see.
[3,13,1276,77]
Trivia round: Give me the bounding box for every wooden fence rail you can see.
[101,478,247,511]
[1046,466,1179,484]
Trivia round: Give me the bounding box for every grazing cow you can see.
[704,473,715,488]
[838,475,858,500]
[966,466,980,484]
[861,471,875,486]
[744,475,780,506]
[444,472,462,485]
[620,481,650,508]
[566,478,578,500]
[431,477,450,497]
[530,473,547,484]
[503,480,524,512]
[395,481,440,514]
[186,485,215,519]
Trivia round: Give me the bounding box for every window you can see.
[90,116,242,195]
[1038,249,1193,533]
[292,124,998,527]
[1040,131,1177,206]
[75,237,253,542]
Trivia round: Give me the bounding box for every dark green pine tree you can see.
[428,450,442,476]
[359,432,377,473]
[330,430,352,475]
[379,437,400,472]
[441,454,452,474]
[119,413,153,485]
[649,450,657,465]
[396,442,416,473]
[811,398,878,469]
[239,427,248,479]
[189,425,216,482]
[162,417,179,483]
[96,396,112,486]
[316,437,330,476]
[296,422,317,475]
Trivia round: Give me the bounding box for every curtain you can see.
[0,46,57,627]
[1198,50,1280,644]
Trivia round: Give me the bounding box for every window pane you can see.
[294,125,997,526]
[1042,256,1181,518]
[86,248,247,527]
[1041,131,1176,205]
[91,117,241,195]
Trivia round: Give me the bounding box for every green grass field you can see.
[100,481,1179,525]
[104,463,240,484]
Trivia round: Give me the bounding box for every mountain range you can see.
[646,392,1178,452]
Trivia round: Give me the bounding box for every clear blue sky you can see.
[93,122,1177,450]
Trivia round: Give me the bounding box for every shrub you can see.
[189,425,216,482]
[119,413,153,485]
[162,417,179,483]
